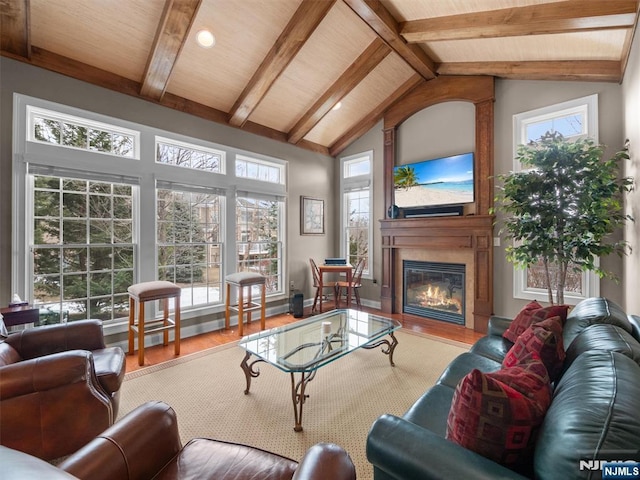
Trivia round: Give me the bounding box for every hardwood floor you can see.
[125,302,485,372]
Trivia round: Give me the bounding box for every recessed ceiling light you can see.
[332,101,342,111]
[196,29,215,48]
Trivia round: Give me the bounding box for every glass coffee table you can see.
[239,309,401,431]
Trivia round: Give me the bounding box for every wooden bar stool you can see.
[224,272,266,336]
[128,281,181,366]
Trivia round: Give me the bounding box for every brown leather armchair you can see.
[1,400,357,480]
[0,320,125,460]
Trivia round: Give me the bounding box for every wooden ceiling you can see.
[1,0,638,157]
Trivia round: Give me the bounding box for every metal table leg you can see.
[240,351,265,394]
[362,331,398,366]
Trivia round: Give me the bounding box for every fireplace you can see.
[403,260,465,325]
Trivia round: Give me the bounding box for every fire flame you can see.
[414,284,461,312]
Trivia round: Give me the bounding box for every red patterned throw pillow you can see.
[503,315,565,381]
[503,302,569,343]
[446,359,551,471]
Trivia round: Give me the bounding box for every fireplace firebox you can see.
[403,260,465,325]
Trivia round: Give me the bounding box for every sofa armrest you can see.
[59,401,182,480]
[293,443,356,480]
[0,350,102,400]
[6,320,106,359]
[367,414,527,480]
[487,315,513,337]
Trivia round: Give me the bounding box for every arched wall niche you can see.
[379,75,496,333]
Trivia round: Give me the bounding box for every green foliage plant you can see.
[492,132,633,304]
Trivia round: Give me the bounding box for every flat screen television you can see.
[393,152,474,209]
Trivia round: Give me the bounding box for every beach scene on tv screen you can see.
[394,153,474,208]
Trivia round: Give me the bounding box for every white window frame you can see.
[27,105,141,159]
[339,151,373,280]
[512,94,599,304]
[155,136,225,174]
[235,192,285,295]
[13,94,289,328]
[235,154,285,185]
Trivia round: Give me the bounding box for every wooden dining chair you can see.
[336,258,365,309]
[310,258,338,313]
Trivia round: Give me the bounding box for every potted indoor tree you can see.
[493,131,633,304]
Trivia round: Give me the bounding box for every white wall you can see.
[623,29,640,314]
[396,101,475,164]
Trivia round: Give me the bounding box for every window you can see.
[28,106,138,158]
[340,151,372,278]
[513,94,597,170]
[236,194,284,295]
[14,94,288,327]
[235,155,284,184]
[157,185,223,308]
[156,137,224,173]
[512,94,599,303]
[31,174,135,324]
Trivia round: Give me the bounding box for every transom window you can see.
[513,94,597,170]
[236,155,284,184]
[156,137,224,173]
[28,106,138,158]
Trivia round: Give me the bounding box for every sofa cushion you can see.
[563,323,640,370]
[503,303,569,343]
[403,384,456,437]
[469,335,514,363]
[1,445,79,479]
[446,359,551,471]
[155,438,298,480]
[534,351,640,479]
[436,352,502,389]
[563,297,631,349]
[628,315,640,343]
[502,300,542,343]
[503,316,565,382]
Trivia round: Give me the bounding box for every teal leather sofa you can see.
[367,297,640,479]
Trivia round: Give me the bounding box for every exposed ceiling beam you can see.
[4,46,330,155]
[227,0,336,128]
[437,60,622,82]
[288,37,390,145]
[401,0,638,43]
[620,2,640,80]
[140,0,202,100]
[329,73,423,156]
[1,0,30,58]
[343,0,437,80]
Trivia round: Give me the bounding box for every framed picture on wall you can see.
[300,196,324,235]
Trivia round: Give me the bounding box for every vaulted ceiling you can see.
[1,0,638,157]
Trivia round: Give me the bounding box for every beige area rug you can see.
[119,330,469,480]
